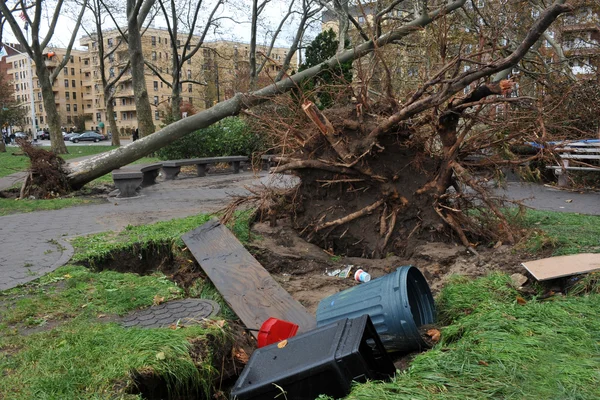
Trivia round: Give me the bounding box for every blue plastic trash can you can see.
[316,265,435,353]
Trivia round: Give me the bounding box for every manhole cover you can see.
[121,299,220,329]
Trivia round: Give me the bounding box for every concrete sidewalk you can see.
[0,172,272,290]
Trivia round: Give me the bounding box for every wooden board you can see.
[182,219,316,336]
[521,253,600,281]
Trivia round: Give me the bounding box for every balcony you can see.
[115,88,134,97]
[83,92,94,101]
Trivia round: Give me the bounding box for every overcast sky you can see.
[3,0,323,52]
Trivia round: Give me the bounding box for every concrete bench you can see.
[546,141,600,187]
[112,170,143,197]
[139,163,163,186]
[162,156,248,180]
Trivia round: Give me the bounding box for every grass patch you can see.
[342,273,600,400]
[515,209,600,255]
[0,145,160,179]
[0,318,227,399]
[71,210,254,265]
[0,211,253,399]
[0,197,102,216]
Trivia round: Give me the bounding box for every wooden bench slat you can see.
[182,219,316,336]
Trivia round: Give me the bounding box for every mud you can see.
[250,218,531,314]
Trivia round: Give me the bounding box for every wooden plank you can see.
[182,219,316,336]
[521,253,600,281]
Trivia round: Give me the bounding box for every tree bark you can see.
[127,0,156,137]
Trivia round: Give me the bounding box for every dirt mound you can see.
[250,219,528,313]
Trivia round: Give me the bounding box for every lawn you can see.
[0,145,120,178]
[0,212,250,399]
[0,145,161,216]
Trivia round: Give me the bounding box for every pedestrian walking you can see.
[132,128,139,141]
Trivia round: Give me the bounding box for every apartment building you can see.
[3,27,296,135]
[6,48,87,133]
[79,27,296,135]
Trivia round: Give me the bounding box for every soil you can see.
[249,218,532,314]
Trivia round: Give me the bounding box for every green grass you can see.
[341,273,600,400]
[0,197,103,216]
[0,211,253,399]
[71,210,254,265]
[515,209,600,255]
[0,145,161,215]
[0,145,160,178]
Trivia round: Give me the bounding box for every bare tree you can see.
[100,0,157,137]
[81,0,131,146]
[147,0,223,120]
[0,0,88,153]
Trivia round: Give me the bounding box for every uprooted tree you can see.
[24,0,571,254]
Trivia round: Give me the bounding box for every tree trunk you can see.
[249,0,258,89]
[34,58,68,154]
[107,96,120,146]
[171,70,180,120]
[127,17,155,137]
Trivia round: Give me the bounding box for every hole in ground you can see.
[78,244,256,399]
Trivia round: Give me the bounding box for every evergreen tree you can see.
[299,29,352,109]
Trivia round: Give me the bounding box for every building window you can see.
[188,97,193,105]
[153,81,158,91]
[187,69,191,79]
[152,51,156,61]
[71,68,75,75]
[154,111,159,120]
[64,79,69,88]
[64,67,68,75]
[188,84,192,93]
[109,67,115,78]
[66,104,71,112]
[187,58,191,65]
[151,36,156,46]
[122,112,127,120]
[39,104,42,112]
[38,92,42,100]
[72,92,77,100]
[153,96,158,105]
[70,55,74,63]
[96,112,101,121]
[122,98,126,105]
[107,38,113,47]
[73,104,77,112]
[40,116,44,124]
[358,16,365,23]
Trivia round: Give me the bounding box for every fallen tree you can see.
[25,0,570,256]
[63,0,471,188]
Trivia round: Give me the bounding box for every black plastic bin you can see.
[230,315,395,400]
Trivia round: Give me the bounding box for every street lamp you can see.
[2,42,38,142]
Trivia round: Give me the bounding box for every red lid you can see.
[257,317,299,348]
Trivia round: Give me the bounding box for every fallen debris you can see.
[521,253,600,281]
[181,219,316,337]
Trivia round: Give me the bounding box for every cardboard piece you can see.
[521,253,600,281]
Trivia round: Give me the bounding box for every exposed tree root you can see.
[315,198,385,232]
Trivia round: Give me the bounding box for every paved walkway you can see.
[0,169,599,291]
[0,172,288,290]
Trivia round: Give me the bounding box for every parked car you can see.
[70,131,106,143]
[39,131,50,140]
[14,132,28,139]
[63,132,80,141]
